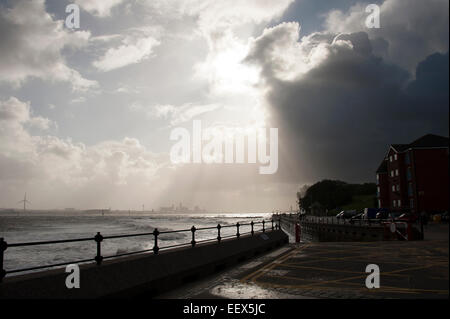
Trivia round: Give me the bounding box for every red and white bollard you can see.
[407,222,412,241]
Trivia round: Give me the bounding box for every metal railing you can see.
[274,213,419,227]
[274,213,423,242]
[302,215,386,227]
[0,218,279,282]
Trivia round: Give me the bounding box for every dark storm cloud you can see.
[246,23,448,184]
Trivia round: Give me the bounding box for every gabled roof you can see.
[376,158,388,173]
[391,134,448,153]
[378,134,449,173]
[391,144,409,152]
[409,134,449,149]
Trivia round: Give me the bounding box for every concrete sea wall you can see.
[0,230,288,299]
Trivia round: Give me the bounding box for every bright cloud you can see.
[324,0,449,73]
[93,29,161,72]
[0,97,167,208]
[0,0,97,91]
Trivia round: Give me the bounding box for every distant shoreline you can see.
[0,210,271,217]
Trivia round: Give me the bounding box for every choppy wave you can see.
[0,213,272,276]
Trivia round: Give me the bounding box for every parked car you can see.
[376,209,391,220]
[388,212,403,220]
[432,213,442,222]
[336,210,357,219]
[395,213,419,223]
[362,208,378,220]
[349,212,364,224]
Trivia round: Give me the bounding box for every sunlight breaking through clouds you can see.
[0,0,447,212]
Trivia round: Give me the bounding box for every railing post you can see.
[217,224,221,243]
[0,238,7,283]
[236,222,240,239]
[94,232,103,266]
[262,220,265,233]
[191,226,196,248]
[250,221,254,236]
[153,228,160,254]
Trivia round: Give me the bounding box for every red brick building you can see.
[376,134,449,214]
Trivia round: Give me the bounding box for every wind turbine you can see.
[18,193,31,212]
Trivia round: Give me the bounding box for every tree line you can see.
[297,180,376,212]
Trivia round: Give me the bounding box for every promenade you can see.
[157,224,449,299]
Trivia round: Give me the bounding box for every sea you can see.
[0,212,274,277]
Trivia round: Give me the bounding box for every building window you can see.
[394,154,398,161]
[393,200,397,207]
[410,198,414,208]
[390,156,393,162]
[378,199,381,208]
[377,186,380,197]
[407,167,412,181]
[391,170,394,177]
[405,153,410,165]
[376,174,379,182]
[392,185,395,192]
[408,183,413,197]
[395,169,399,176]
[398,200,401,207]
[396,185,400,191]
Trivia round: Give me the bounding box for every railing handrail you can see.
[8,237,95,248]
[0,218,279,282]
[275,213,418,227]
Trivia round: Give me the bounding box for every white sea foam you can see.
[0,213,273,276]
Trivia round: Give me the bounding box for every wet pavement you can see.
[156,225,449,299]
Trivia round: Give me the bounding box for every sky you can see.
[0,0,448,212]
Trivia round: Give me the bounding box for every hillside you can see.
[297,180,377,215]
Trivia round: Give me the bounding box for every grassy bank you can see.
[328,195,376,215]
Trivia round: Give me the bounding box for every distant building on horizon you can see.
[176,202,189,212]
[376,134,449,214]
[159,204,175,213]
[159,203,206,213]
[84,208,111,214]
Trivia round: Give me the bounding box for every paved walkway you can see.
[240,240,448,298]
[157,225,449,299]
